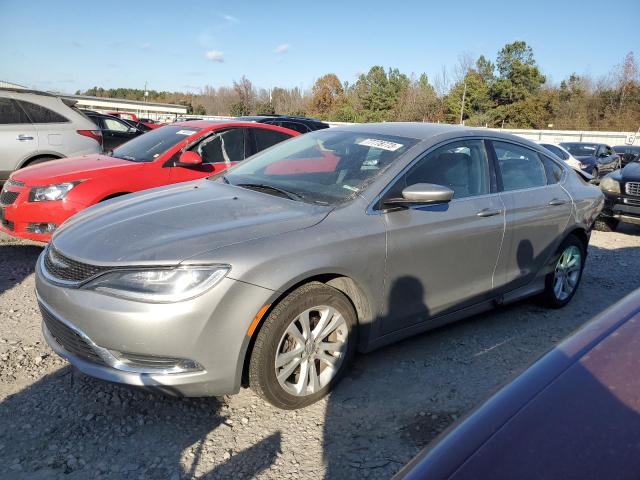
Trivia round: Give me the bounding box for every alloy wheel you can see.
[553,245,582,301]
[274,306,348,397]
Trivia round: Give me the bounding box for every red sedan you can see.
[0,121,298,242]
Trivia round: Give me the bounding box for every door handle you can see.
[476,208,502,217]
[17,134,34,141]
[548,199,566,206]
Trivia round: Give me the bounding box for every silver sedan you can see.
[35,123,603,409]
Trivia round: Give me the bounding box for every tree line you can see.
[77,41,640,131]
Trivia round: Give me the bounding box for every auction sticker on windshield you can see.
[176,130,198,136]
[358,138,404,151]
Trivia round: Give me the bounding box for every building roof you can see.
[59,94,188,114]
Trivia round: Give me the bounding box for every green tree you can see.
[491,41,546,104]
[446,71,493,125]
[353,66,410,121]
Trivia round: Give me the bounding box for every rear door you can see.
[490,140,572,292]
[101,117,138,151]
[248,126,295,156]
[380,138,505,335]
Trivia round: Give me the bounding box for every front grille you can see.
[5,179,25,188]
[0,190,19,206]
[43,246,111,284]
[40,303,106,365]
[626,182,640,197]
[624,197,640,207]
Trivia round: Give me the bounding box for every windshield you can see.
[560,143,598,157]
[220,129,418,204]
[111,125,201,162]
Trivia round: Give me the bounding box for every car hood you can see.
[621,161,640,181]
[51,180,331,265]
[12,154,141,186]
[573,155,597,164]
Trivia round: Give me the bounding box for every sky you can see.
[1,0,638,95]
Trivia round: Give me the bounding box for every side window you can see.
[493,141,547,191]
[540,154,564,184]
[252,128,292,152]
[604,146,614,156]
[196,128,245,164]
[282,121,311,134]
[389,139,491,200]
[0,98,31,124]
[103,118,130,132]
[18,101,68,123]
[543,144,569,160]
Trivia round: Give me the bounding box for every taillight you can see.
[77,129,102,145]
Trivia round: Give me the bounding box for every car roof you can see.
[170,120,301,133]
[329,122,494,140]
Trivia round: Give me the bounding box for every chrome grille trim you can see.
[42,245,111,286]
[626,182,640,196]
[40,302,106,366]
[5,179,25,188]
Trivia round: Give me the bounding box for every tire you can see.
[539,235,586,309]
[24,156,58,167]
[591,167,599,181]
[249,282,357,409]
[594,217,618,232]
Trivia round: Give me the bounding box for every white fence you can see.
[175,114,639,146]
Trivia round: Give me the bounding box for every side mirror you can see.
[176,151,203,166]
[128,127,138,134]
[384,183,454,206]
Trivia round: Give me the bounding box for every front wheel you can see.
[539,235,586,308]
[249,282,357,409]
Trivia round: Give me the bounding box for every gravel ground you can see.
[1,226,639,479]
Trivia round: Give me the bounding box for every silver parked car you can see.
[35,123,603,409]
[0,88,102,182]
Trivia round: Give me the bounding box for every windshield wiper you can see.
[237,183,305,202]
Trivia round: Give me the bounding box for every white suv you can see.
[0,88,102,182]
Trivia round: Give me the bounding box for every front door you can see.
[380,139,505,335]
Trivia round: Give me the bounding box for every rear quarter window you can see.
[0,98,31,124]
[18,100,69,123]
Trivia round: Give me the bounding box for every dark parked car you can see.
[237,115,330,134]
[596,161,640,231]
[613,145,640,167]
[395,288,640,480]
[84,111,146,151]
[559,142,621,180]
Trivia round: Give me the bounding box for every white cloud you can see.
[221,14,238,23]
[274,43,290,55]
[204,50,224,62]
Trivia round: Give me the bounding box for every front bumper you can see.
[601,192,640,225]
[35,252,276,396]
[0,187,87,242]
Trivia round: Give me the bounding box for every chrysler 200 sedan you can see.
[35,123,604,409]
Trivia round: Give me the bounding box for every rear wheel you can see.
[594,217,618,232]
[249,282,357,409]
[540,235,585,308]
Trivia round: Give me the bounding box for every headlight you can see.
[29,182,80,202]
[83,266,230,302]
[600,176,620,194]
